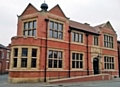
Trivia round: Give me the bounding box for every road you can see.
[0,74,120,87]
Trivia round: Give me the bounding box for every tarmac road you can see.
[0,74,120,87]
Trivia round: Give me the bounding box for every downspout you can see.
[44,18,49,82]
[68,30,71,78]
[0,61,2,74]
[86,33,89,75]
[118,45,120,77]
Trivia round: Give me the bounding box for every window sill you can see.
[48,38,68,43]
[102,47,116,51]
[71,42,85,46]
[71,69,84,71]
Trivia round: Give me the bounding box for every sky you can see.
[0,0,120,46]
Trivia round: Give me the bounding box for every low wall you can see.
[49,74,112,84]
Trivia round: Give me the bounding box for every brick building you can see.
[9,2,118,83]
[0,44,10,74]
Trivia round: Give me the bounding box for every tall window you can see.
[0,51,4,59]
[48,50,63,68]
[21,48,28,68]
[94,36,99,46]
[49,21,63,39]
[104,56,114,70]
[7,50,10,59]
[104,35,113,48]
[31,49,37,68]
[13,48,18,68]
[23,20,36,36]
[72,32,83,43]
[72,53,83,69]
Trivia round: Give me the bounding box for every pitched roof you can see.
[49,4,68,18]
[94,21,116,33]
[69,20,99,34]
[0,44,7,49]
[20,3,39,16]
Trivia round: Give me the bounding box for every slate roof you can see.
[69,20,99,35]
[0,44,7,49]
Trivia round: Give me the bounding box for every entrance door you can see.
[93,58,99,74]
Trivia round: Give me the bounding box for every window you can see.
[1,51,4,59]
[12,47,38,69]
[6,61,9,70]
[72,32,83,43]
[23,20,36,36]
[48,50,63,68]
[104,56,114,70]
[72,53,83,69]
[7,50,10,59]
[21,48,28,68]
[13,48,18,68]
[49,21,63,39]
[94,36,99,46]
[104,35,113,48]
[31,49,37,68]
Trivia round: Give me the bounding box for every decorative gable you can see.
[49,4,67,18]
[20,3,38,16]
[102,21,116,33]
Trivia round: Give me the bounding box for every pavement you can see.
[0,74,120,87]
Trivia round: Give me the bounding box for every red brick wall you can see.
[9,4,118,82]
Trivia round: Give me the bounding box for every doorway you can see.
[93,58,99,74]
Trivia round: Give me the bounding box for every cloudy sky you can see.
[0,0,120,46]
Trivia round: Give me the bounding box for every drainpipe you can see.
[44,18,49,82]
[0,61,2,74]
[86,33,89,75]
[118,45,120,77]
[68,30,71,78]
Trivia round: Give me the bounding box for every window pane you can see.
[58,32,63,39]
[72,32,75,42]
[31,59,36,68]
[58,52,62,59]
[80,54,83,60]
[72,61,75,68]
[80,61,83,68]
[21,58,27,67]
[13,58,17,67]
[75,33,79,42]
[54,51,58,58]
[79,34,83,43]
[54,60,57,68]
[49,30,53,38]
[59,60,62,68]
[54,22,58,30]
[58,24,63,31]
[24,22,28,30]
[23,30,27,36]
[28,30,32,36]
[112,64,114,69]
[33,21,36,28]
[33,29,36,36]
[76,53,79,60]
[32,49,37,57]
[104,56,106,62]
[49,50,53,58]
[76,61,79,68]
[14,48,18,57]
[29,21,33,29]
[54,31,58,38]
[48,59,52,68]
[72,53,75,60]
[50,21,53,29]
[22,48,28,57]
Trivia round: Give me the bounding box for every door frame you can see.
[93,58,99,74]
